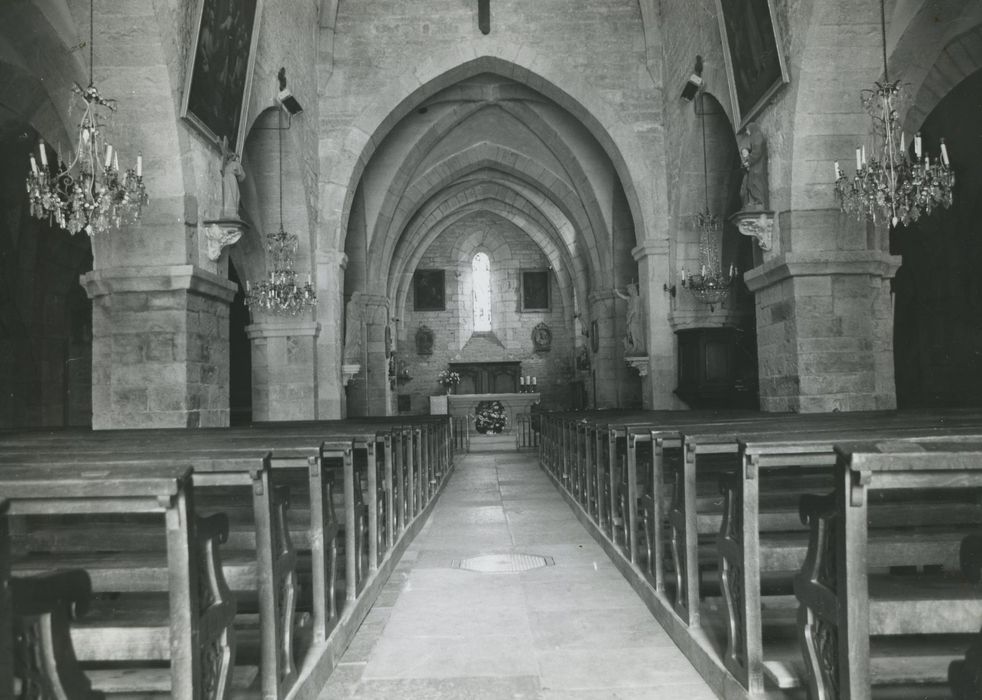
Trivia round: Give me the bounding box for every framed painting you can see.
[413,269,445,311]
[521,270,550,311]
[181,0,262,155]
[714,0,789,129]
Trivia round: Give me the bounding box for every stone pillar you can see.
[315,249,348,418]
[633,241,680,409]
[744,250,899,413]
[588,289,621,408]
[246,320,320,421]
[346,294,391,417]
[81,265,237,430]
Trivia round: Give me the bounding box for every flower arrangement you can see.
[475,400,507,434]
[437,368,460,389]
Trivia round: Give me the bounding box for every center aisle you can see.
[318,451,717,699]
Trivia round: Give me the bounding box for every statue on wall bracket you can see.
[615,282,646,356]
[532,323,552,353]
[731,121,775,251]
[415,325,434,355]
[202,136,248,261]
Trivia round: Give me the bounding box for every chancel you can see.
[2,1,982,699]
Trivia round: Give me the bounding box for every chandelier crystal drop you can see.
[244,94,316,317]
[25,0,148,237]
[833,0,954,227]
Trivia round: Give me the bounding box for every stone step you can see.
[468,433,516,452]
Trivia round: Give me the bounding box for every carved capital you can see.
[730,210,775,251]
[625,355,649,376]
[342,363,361,386]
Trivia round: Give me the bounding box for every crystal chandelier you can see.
[25,0,147,237]
[244,105,316,317]
[833,0,954,227]
[680,97,736,312]
[681,211,737,312]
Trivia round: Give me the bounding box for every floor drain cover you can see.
[451,553,555,573]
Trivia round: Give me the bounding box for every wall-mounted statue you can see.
[615,282,645,355]
[737,121,768,211]
[219,135,246,219]
[415,325,434,355]
[576,345,591,371]
[532,322,552,353]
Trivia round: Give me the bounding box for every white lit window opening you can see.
[472,252,492,331]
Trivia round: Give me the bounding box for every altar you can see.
[431,392,540,432]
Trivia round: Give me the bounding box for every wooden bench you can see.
[795,439,982,700]
[10,569,104,699]
[949,533,982,699]
[1,464,237,699]
[716,426,982,693]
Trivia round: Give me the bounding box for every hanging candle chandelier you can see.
[681,97,737,312]
[244,98,316,317]
[833,0,954,227]
[25,0,148,237]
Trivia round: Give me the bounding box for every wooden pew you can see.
[1,464,237,699]
[4,452,299,700]
[795,439,982,700]
[10,569,104,699]
[672,409,982,628]
[950,533,982,699]
[0,431,356,648]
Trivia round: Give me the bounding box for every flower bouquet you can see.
[475,400,506,434]
[437,368,460,394]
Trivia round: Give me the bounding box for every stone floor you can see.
[317,451,717,699]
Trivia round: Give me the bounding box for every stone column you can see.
[246,320,320,421]
[588,289,621,408]
[633,241,680,409]
[315,249,348,418]
[346,294,391,417]
[81,265,237,430]
[744,250,899,412]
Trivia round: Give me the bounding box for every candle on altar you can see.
[39,143,47,166]
[136,154,143,177]
[105,144,113,167]
[245,280,251,292]
[29,155,38,175]
[900,132,905,153]
[834,161,840,179]
[532,377,536,387]
[940,140,949,166]
[861,145,866,165]
[855,147,861,171]
[914,133,922,159]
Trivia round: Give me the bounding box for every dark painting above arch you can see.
[715,0,789,128]
[182,0,262,155]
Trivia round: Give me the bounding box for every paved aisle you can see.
[318,452,717,699]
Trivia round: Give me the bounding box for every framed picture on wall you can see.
[413,269,446,311]
[181,0,262,155]
[521,270,550,311]
[714,0,789,129]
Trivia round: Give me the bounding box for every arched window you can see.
[472,252,492,331]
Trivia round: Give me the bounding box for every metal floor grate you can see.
[451,553,555,573]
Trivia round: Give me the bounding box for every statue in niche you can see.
[219,135,246,219]
[415,325,434,356]
[615,282,646,355]
[737,121,768,211]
